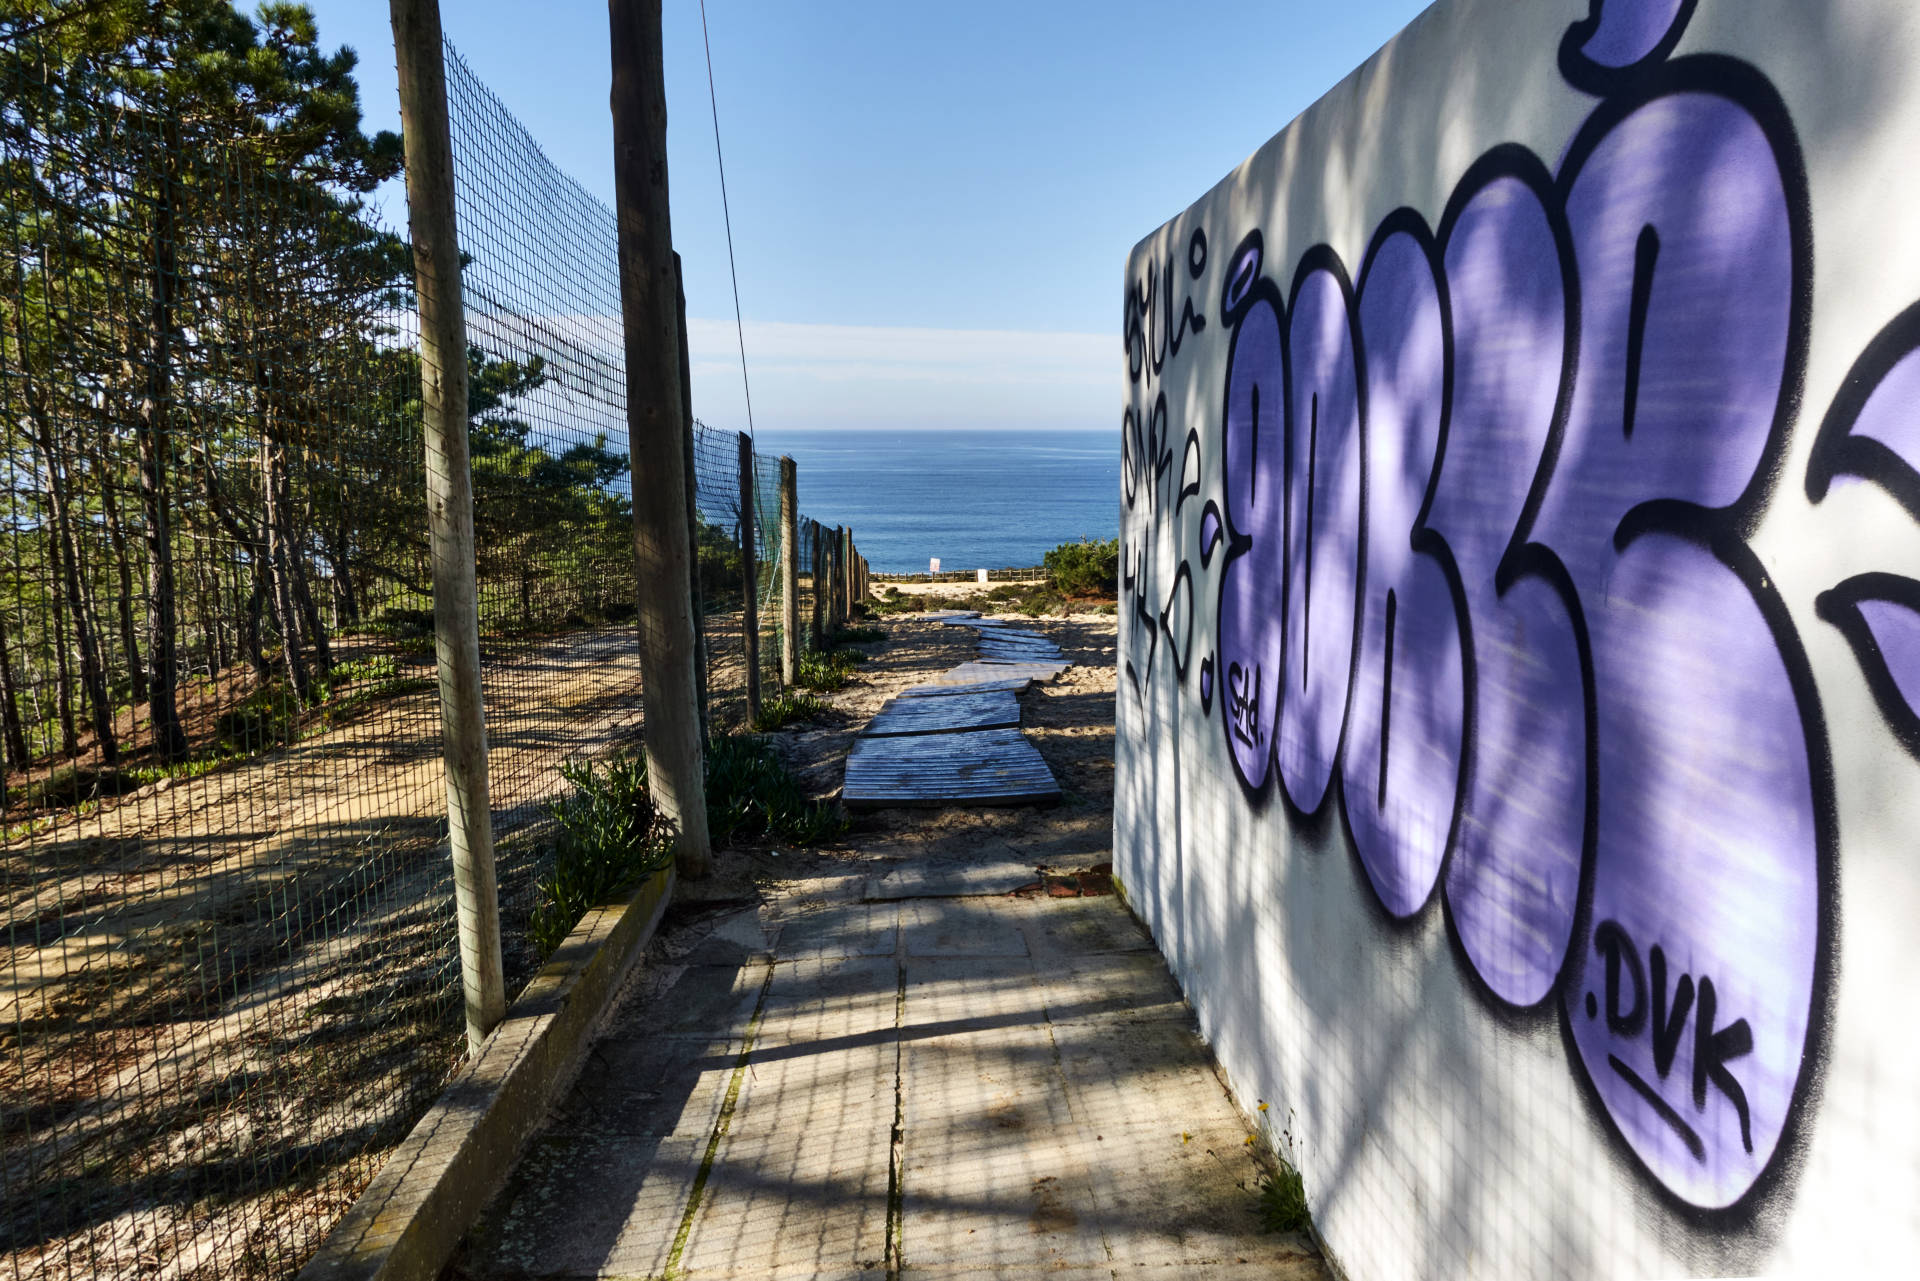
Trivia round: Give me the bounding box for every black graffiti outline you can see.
[1817,573,1920,758]
[1806,299,1920,523]
[1559,0,1702,97]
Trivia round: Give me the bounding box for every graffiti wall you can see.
[1115,0,1920,1274]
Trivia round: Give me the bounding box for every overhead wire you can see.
[697,0,756,440]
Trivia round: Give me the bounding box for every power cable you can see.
[697,0,755,440]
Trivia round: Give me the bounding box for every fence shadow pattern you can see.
[0,26,839,1281]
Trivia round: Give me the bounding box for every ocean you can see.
[751,428,1120,574]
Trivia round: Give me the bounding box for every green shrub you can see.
[1043,537,1120,596]
[796,648,863,692]
[528,754,676,960]
[827,624,886,645]
[704,733,847,847]
[752,690,830,731]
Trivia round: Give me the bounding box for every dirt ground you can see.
[675,602,1119,917]
[1,626,653,1281]
[1,596,1118,1280]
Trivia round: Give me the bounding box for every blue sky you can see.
[308,0,1432,431]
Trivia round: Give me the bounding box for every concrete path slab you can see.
[864,860,1037,901]
[460,889,1324,1281]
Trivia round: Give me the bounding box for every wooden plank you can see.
[977,639,1062,655]
[933,661,1069,685]
[844,729,1061,808]
[897,677,1034,698]
[859,691,1022,737]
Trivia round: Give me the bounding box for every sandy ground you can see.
[2,627,652,1280]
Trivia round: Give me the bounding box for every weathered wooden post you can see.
[737,434,761,718]
[842,526,855,618]
[674,253,708,744]
[610,0,711,877]
[391,0,504,1053]
[809,524,825,650]
[830,527,846,629]
[778,456,799,686]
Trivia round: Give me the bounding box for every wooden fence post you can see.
[674,253,708,745]
[778,456,799,685]
[610,0,711,878]
[391,0,505,1054]
[737,433,761,718]
[809,524,825,650]
[842,526,855,618]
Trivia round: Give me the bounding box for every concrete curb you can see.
[298,865,675,1281]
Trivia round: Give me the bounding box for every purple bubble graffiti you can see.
[1276,264,1362,813]
[1549,78,1815,1206]
[1429,167,1586,1010]
[1190,0,1845,1212]
[1341,226,1463,918]
[1217,236,1285,794]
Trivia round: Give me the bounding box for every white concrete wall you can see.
[1114,1,1920,1276]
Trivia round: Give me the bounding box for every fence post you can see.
[674,253,708,745]
[737,434,761,717]
[831,526,845,629]
[778,456,799,685]
[391,0,504,1054]
[842,526,855,618]
[809,525,825,650]
[610,0,712,878]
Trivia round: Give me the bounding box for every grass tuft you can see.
[528,753,676,960]
[1255,1161,1311,1235]
[704,732,847,847]
[1249,1102,1313,1235]
[795,648,863,692]
[751,691,830,731]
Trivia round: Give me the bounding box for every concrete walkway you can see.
[457,877,1326,1279]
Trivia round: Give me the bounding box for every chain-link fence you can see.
[0,18,858,1280]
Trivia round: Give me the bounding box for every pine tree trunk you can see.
[260,437,311,702]
[93,417,146,703]
[46,525,78,759]
[138,121,188,762]
[0,606,29,770]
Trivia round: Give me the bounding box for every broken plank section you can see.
[931,661,1069,686]
[860,691,1022,737]
[844,729,1061,808]
[897,677,1034,699]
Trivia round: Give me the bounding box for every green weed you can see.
[528,753,676,960]
[751,691,830,731]
[795,648,863,692]
[704,732,846,847]
[1249,1102,1313,1235]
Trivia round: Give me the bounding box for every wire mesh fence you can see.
[1,18,859,1278]
[1,22,462,1281]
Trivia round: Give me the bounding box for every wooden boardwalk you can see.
[842,618,1068,807]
